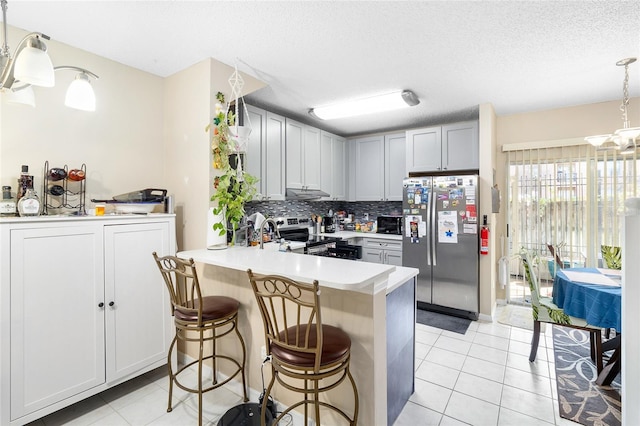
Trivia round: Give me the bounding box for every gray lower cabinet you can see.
[362,237,403,265]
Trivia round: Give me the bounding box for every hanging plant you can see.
[206,91,258,245]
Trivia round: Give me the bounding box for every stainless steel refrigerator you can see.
[402,175,479,319]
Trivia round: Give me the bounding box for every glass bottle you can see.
[17,165,34,202]
[17,188,41,217]
[1,185,17,216]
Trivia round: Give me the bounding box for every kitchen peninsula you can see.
[177,245,418,425]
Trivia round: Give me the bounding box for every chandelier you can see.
[0,0,99,111]
[585,57,640,154]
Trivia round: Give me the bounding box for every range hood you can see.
[285,187,329,200]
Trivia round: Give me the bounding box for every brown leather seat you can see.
[174,296,239,322]
[153,253,248,426]
[272,324,351,367]
[247,269,358,426]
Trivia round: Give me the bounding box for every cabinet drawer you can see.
[363,238,402,251]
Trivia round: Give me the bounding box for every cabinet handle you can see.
[109,301,115,307]
[98,302,104,308]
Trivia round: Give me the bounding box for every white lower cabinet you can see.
[362,237,403,265]
[1,216,175,425]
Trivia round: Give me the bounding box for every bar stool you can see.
[153,253,248,425]
[247,269,358,425]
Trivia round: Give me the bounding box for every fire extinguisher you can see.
[480,215,489,255]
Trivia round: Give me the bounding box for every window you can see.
[505,141,639,304]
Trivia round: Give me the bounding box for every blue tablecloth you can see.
[553,268,622,332]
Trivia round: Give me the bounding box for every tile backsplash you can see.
[246,200,402,221]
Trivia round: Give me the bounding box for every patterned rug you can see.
[553,325,621,426]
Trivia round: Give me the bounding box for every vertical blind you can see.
[505,142,639,283]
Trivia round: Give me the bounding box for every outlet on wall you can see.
[260,345,267,360]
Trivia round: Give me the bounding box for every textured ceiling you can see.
[3,1,640,137]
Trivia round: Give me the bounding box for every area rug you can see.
[416,309,471,334]
[553,325,621,426]
[497,304,535,331]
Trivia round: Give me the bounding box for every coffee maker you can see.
[322,215,335,233]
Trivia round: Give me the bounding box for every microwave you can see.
[377,216,402,235]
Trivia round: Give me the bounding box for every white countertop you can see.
[178,245,417,295]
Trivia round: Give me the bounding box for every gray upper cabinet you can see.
[320,131,347,200]
[352,133,405,201]
[285,119,321,191]
[406,121,478,173]
[245,104,286,201]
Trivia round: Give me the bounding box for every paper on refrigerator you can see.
[438,211,458,243]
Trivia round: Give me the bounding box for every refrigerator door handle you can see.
[431,186,437,266]
[425,186,431,266]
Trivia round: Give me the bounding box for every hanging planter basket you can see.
[231,125,251,153]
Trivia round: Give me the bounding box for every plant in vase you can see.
[207,91,257,246]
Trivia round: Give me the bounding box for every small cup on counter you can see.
[95,204,105,216]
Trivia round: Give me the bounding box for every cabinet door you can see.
[320,131,333,199]
[285,118,304,189]
[104,222,172,382]
[355,135,385,201]
[385,250,403,266]
[331,136,347,200]
[406,127,442,173]
[10,226,105,419]
[245,105,267,199]
[442,121,479,171]
[265,112,286,200]
[385,133,406,201]
[303,125,322,190]
[362,247,383,264]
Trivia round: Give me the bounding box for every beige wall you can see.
[1,25,165,203]
[162,59,266,251]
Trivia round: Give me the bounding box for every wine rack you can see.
[42,161,87,215]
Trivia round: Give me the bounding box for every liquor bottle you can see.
[17,187,41,217]
[17,165,34,202]
[0,186,17,216]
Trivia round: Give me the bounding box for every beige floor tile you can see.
[461,356,506,383]
[454,372,504,405]
[415,360,460,389]
[434,335,472,355]
[409,378,453,413]
[393,401,442,426]
[500,385,555,424]
[504,366,554,398]
[467,343,508,366]
[425,346,467,370]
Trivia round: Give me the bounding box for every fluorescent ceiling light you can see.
[309,90,419,120]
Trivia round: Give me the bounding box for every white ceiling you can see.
[4,1,640,137]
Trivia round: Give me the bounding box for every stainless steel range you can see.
[275,217,362,260]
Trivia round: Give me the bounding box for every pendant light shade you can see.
[64,72,96,111]
[13,38,55,87]
[586,58,639,152]
[5,85,35,107]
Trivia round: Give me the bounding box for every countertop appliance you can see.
[402,175,479,319]
[276,216,361,259]
[377,215,402,235]
[322,215,336,233]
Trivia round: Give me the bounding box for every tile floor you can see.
[27,306,576,426]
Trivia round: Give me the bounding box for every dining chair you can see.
[520,249,604,373]
[601,245,622,270]
[247,269,358,425]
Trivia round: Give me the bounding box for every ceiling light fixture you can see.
[0,0,99,110]
[585,57,639,151]
[309,90,420,120]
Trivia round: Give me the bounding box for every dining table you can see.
[553,267,622,385]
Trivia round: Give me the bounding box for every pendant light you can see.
[0,0,99,110]
[585,58,639,151]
